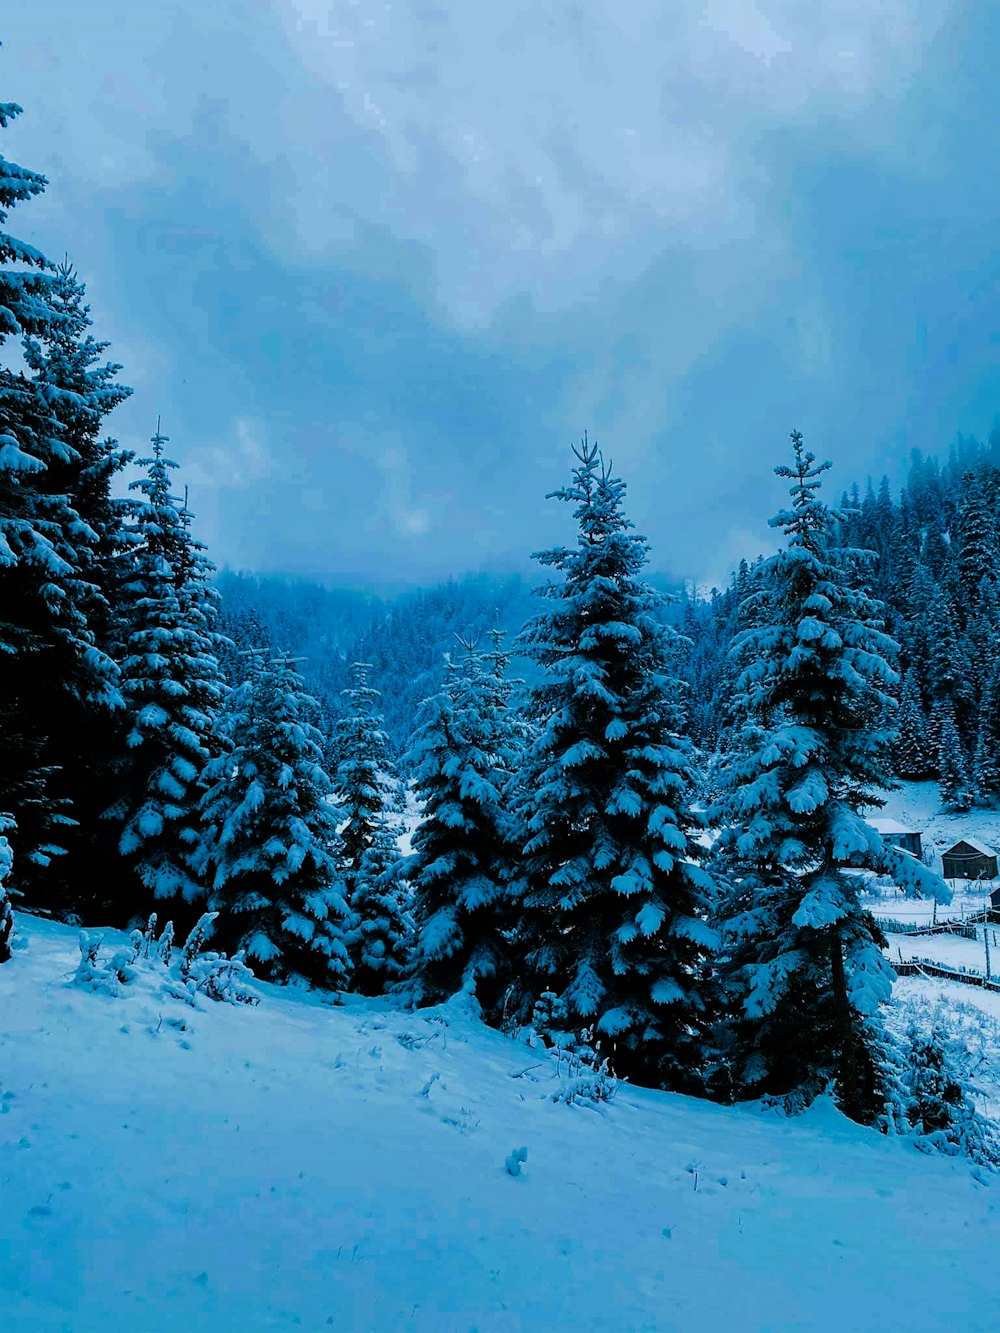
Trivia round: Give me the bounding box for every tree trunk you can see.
[829,927,859,1120]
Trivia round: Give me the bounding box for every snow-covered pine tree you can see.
[0,813,14,964]
[894,672,933,781]
[957,469,999,607]
[509,438,717,1090]
[925,586,965,720]
[0,92,50,338]
[936,707,972,811]
[713,431,949,1125]
[404,642,517,1014]
[111,428,227,917]
[18,263,133,911]
[198,651,351,987]
[973,661,1000,801]
[0,97,127,904]
[333,662,410,994]
[483,623,533,775]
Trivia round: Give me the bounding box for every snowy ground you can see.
[2,915,1000,1332]
[885,927,999,975]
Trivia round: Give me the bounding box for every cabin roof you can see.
[869,818,920,836]
[942,836,998,858]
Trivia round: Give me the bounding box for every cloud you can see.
[278,0,948,322]
[3,0,996,591]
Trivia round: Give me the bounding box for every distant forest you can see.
[219,430,1000,807]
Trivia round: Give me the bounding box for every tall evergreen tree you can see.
[0,93,50,337]
[713,432,948,1124]
[405,645,517,1013]
[111,429,226,917]
[18,263,132,909]
[333,662,409,994]
[509,438,716,1089]
[198,651,351,986]
[936,707,972,811]
[894,672,933,781]
[973,660,1000,801]
[0,98,124,902]
[957,469,999,605]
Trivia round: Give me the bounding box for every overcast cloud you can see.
[3,1,997,586]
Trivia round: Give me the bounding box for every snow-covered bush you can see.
[529,992,619,1108]
[902,1015,999,1167]
[73,912,257,1007]
[878,995,1000,1167]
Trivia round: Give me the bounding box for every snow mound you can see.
[1,913,998,1332]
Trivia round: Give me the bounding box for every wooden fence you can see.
[893,957,1000,993]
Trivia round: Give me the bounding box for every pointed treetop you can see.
[771,430,836,554]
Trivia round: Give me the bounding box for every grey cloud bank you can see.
[4,0,997,588]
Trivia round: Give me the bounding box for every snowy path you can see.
[2,916,999,1332]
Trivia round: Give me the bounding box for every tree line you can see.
[1,80,994,1161]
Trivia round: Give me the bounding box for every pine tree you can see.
[924,586,962,707]
[894,672,933,781]
[111,429,227,916]
[199,652,351,986]
[973,661,1000,801]
[405,644,517,1013]
[509,438,716,1089]
[937,707,972,811]
[333,663,409,994]
[957,469,999,606]
[713,432,948,1124]
[0,93,50,338]
[0,99,126,903]
[18,263,132,910]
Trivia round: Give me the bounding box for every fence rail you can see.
[893,957,1000,993]
[873,916,978,940]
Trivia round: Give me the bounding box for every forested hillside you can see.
[681,435,1000,808]
[218,433,1000,810]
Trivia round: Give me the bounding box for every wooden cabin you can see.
[869,818,923,860]
[941,837,999,881]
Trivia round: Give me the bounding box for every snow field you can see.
[2,915,1000,1332]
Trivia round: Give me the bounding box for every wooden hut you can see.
[941,836,999,881]
[869,817,923,860]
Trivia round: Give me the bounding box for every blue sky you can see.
[4,2,998,588]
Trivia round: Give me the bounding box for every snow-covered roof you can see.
[869,818,920,836]
[943,835,998,858]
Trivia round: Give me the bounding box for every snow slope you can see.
[2,914,999,1333]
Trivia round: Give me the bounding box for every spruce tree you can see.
[509,438,716,1089]
[713,432,948,1124]
[936,708,972,811]
[333,663,409,994]
[199,652,351,986]
[19,263,132,909]
[894,672,933,781]
[111,429,226,916]
[973,661,1000,801]
[0,93,50,337]
[0,99,124,903]
[957,469,999,606]
[405,645,517,1013]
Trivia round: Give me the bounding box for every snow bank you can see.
[1,914,998,1332]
